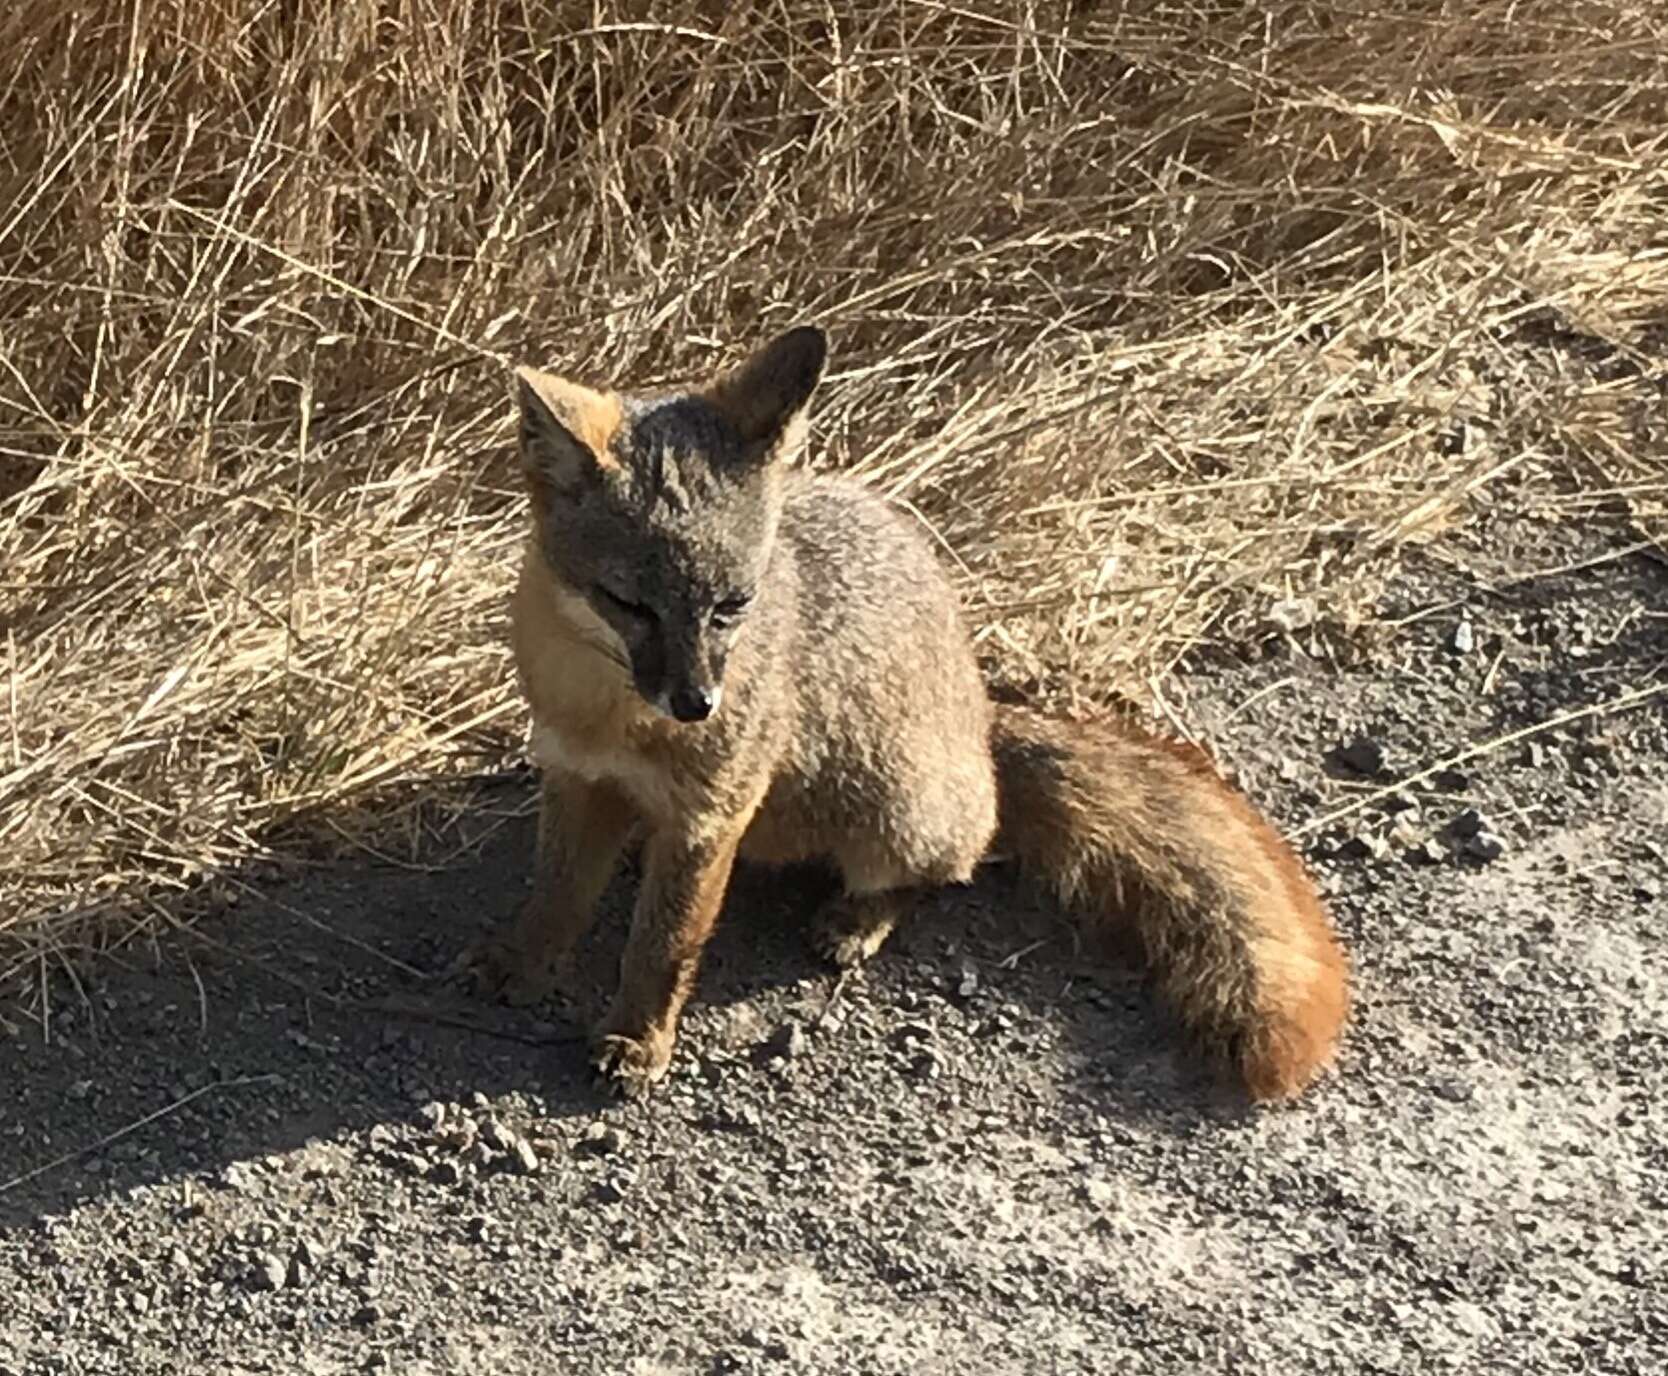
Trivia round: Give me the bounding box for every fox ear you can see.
[514,366,621,491]
[704,325,827,461]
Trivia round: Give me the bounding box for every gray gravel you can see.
[2,516,1665,1374]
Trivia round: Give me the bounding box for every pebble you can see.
[439,1119,478,1153]
[510,1138,542,1175]
[249,1252,287,1292]
[765,1020,807,1060]
[1338,833,1390,862]
[576,1123,626,1157]
[1079,1178,1117,1209]
[1388,819,1425,850]
[1465,831,1506,862]
[1449,807,1484,839]
[1450,619,1475,654]
[1336,736,1386,776]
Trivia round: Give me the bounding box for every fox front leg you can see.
[467,769,638,1006]
[591,822,745,1096]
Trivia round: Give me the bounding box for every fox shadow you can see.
[0,775,1248,1228]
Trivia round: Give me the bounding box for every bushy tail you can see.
[990,704,1349,1101]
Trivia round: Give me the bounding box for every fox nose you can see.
[667,684,720,723]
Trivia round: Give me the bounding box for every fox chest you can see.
[528,719,675,815]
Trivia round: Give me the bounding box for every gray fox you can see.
[466,326,1349,1100]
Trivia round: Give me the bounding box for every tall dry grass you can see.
[2,1,1665,985]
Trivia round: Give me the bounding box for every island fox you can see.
[468,325,1349,1100]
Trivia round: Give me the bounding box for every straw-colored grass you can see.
[3,1,1665,989]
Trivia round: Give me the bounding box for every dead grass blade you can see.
[1,0,1664,978]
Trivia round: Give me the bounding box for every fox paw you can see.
[812,899,897,970]
[590,1032,673,1098]
[454,935,559,1008]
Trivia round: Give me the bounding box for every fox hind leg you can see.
[812,848,922,969]
[814,889,904,969]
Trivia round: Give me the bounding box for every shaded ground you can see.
[2,516,1665,1375]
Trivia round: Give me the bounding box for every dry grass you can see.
[3,0,1665,986]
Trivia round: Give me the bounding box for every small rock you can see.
[439,1118,478,1153]
[1449,1300,1499,1340]
[249,1253,287,1292]
[1411,839,1447,866]
[219,1161,258,1192]
[1388,819,1424,850]
[1449,807,1484,839]
[1079,1178,1117,1209]
[418,1102,448,1130]
[1449,619,1475,654]
[576,1123,626,1157]
[765,1020,807,1060]
[1335,737,1386,776]
[480,1118,515,1152]
[956,962,979,998]
[1465,831,1506,862]
[1337,833,1390,862]
[510,1138,541,1175]
[1525,740,1546,767]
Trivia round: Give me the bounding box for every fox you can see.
[465,324,1350,1101]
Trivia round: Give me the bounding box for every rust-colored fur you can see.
[991,707,1348,1100]
[472,324,1350,1101]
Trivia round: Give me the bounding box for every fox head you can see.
[514,326,826,724]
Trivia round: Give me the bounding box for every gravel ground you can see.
[3,516,1665,1375]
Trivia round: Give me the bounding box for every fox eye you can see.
[710,593,752,629]
[595,584,653,621]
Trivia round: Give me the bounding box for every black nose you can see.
[668,685,717,723]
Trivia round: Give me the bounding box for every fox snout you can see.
[637,635,728,726]
[662,682,722,724]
